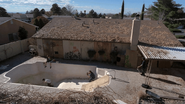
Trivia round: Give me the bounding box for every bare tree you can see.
[66,4,75,15]
[126,11,132,17]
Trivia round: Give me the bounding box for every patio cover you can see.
[138,45,185,61]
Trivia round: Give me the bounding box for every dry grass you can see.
[0,84,116,104]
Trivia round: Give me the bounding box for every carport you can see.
[138,45,185,87]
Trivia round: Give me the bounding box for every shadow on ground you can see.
[148,76,181,86]
[0,52,32,74]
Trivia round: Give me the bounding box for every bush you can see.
[175,35,185,39]
[18,27,28,40]
[110,51,118,58]
[170,28,182,33]
[87,50,96,58]
[98,50,105,56]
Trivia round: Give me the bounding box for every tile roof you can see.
[32,17,183,47]
[0,17,12,24]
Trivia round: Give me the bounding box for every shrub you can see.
[170,28,182,33]
[110,51,118,58]
[98,50,105,56]
[18,27,28,40]
[87,50,96,58]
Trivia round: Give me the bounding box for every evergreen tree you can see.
[61,7,69,15]
[131,13,138,17]
[147,0,185,31]
[141,4,145,20]
[51,3,61,15]
[79,11,84,17]
[40,9,45,14]
[39,19,44,28]
[18,27,28,40]
[0,7,10,17]
[121,0,124,19]
[34,19,39,27]
[99,13,102,18]
[33,8,41,18]
[88,9,98,18]
[26,11,29,14]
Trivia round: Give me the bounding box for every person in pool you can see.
[87,70,95,82]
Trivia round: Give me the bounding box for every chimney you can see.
[130,15,141,50]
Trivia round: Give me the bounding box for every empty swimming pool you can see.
[4,61,110,91]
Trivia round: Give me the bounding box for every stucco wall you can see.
[94,42,112,61]
[63,40,81,59]
[37,39,44,56]
[0,19,36,45]
[42,39,63,58]
[81,41,94,60]
[0,39,29,61]
[5,62,97,86]
[39,40,130,63]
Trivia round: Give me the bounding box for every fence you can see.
[0,39,29,62]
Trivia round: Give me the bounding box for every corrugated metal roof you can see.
[138,45,185,61]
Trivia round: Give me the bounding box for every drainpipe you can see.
[130,16,141,50]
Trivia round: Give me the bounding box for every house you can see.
[26,14,34,22]
[0,18,38,45]
[32,17,183,68]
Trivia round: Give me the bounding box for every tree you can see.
[34,19,39,27]
[99,13,102,18]
[131,13,138,17]
[18,27,28,40]
[51,3,61,15]
[33,8,41,18]
[121,0,124,19]
[39,19,44,28]
[79,11,84,17]
[126,11,131,17]
[147,0,185,31]
[32,16,49,28]
[66,5,75,15]
[40,9,45,14]
[0,7,10,17]
[61,7,68,15]
[75,10,79,17]
[102,13,106,18]
[88,9,98,18]
[141,4,145,20]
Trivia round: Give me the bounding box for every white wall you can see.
[0,39,29,61]
[5,62,97,86]
[37,39,44,56]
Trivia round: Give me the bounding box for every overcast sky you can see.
[0,0,185,14]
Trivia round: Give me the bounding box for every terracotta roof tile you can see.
[32,17,182,47]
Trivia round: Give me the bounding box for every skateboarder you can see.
[137,58,147,76]
[42,78,53,87]
[87,70,95,82]
[44,55,55,68]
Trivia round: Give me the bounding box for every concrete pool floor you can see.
[55,79,89,90]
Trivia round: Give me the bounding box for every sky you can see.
[0,0,185,14]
